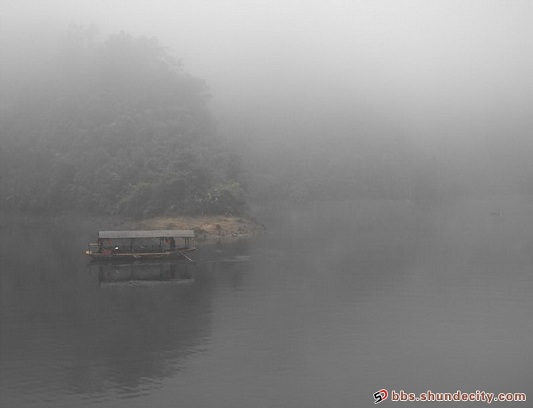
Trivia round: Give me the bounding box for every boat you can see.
[86,230,196,261]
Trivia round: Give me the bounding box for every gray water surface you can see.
[1,200,531,407]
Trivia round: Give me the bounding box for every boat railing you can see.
[87,231,195,256]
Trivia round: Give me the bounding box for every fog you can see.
[2,3,533,406]
[1,0,532,203]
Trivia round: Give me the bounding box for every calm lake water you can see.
[1,199,531,407]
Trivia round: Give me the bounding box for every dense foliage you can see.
[231,118,454,206]
[3,27,527,218]
[0,28,247,216]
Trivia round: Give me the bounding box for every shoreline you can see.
[31,211,265,243]
[127,214,265,242]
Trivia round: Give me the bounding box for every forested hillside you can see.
[0,28,246,216]
[2,26,530,219]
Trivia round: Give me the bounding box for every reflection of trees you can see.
[0,219,214,400]
[69,268,212,393]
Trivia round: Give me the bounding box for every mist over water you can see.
[1,1,532,406]
[2,199,532,407]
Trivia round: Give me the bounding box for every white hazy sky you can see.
[1,0,532,142]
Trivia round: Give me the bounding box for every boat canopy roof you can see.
[99,230,195,239]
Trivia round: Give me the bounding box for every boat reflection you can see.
[92,260,196,286]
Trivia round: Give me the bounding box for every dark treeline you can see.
[234,123,449,205]
[2,27,531,218]
[0,27,246,217]
[222,93,533,206]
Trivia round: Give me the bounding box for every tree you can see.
[0,28,245,216]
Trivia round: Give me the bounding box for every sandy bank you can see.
[129,215,265,241]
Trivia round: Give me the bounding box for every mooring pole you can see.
[179,251,195,263]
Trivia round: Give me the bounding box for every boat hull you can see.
[85,247,196,261]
